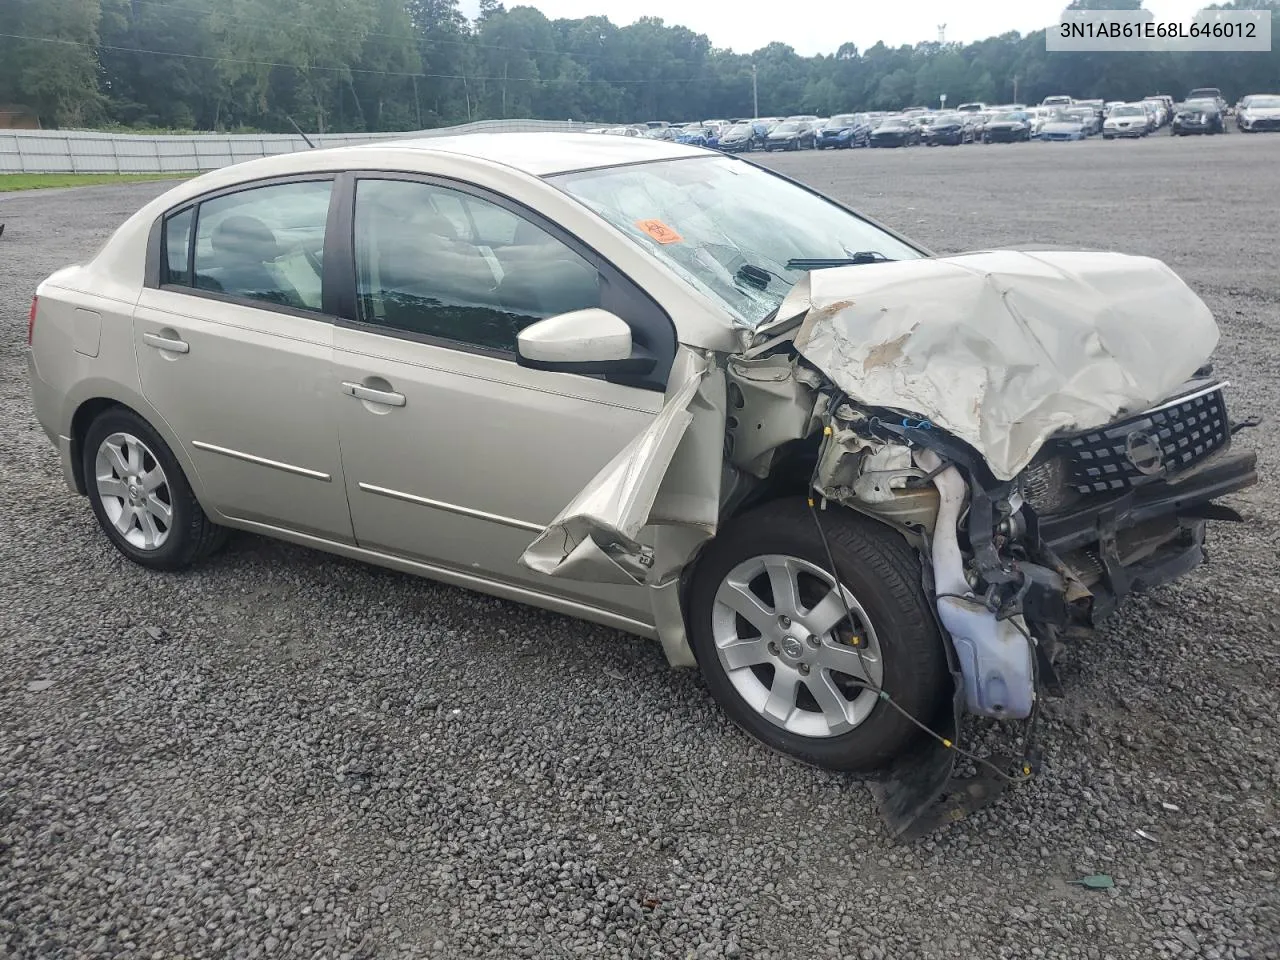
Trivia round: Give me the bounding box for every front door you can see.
[331,176,675,621]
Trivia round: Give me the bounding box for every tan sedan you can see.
[27,133,1256,802]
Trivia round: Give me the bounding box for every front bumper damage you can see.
[519,249,1259,838]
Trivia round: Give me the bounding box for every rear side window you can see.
[158,179,333,313]
[161,208,193,285]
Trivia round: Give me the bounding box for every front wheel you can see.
[687,499,950,772]
[83,407,228,571]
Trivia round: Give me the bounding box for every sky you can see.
[456,0,1216,55]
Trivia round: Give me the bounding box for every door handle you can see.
[142,331,190,354]
[341,381,406,407]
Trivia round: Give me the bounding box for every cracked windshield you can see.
[551,155,924,327]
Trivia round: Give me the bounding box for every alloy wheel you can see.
[710,554,885,738]
[94,431,173,550]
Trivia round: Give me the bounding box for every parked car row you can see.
[584,87,1277,151]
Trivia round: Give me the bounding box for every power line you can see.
[0,32,702,84]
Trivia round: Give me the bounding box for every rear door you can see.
[329,174,676,622]
[134,176,354,542]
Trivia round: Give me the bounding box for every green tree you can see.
[0,0,103,126]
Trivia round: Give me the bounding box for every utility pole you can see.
[752,63,759,119]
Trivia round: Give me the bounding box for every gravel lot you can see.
[2,135,1277,960]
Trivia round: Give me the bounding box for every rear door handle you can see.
[142,331,190,354]
[341,381,406,407]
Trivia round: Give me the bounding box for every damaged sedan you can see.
[27,133,1258,833]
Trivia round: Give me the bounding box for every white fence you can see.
[0,119,604,174]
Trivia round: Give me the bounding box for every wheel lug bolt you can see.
[798,663,810,676]
[767,641,779,656]
[806,634,820,648]
[778,616,791,628]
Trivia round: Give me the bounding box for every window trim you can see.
[331,170,677,393]
[144,173,341,324]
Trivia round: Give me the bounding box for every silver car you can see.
[27,133,1258,794]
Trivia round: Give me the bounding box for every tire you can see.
[687,498,950,772]
[82,407,228,571]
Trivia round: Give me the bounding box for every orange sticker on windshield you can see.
[634,219,683,244]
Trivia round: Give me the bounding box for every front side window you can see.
[190,180,332,311]
[352,179,602,353]
[551,156,924,328]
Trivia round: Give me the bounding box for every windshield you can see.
[1184,99,1216,111]
[991,112,1023,122]
[724,123,753,136]
[1247,95,1280,108]
[549,156,925,328]
[830,115,857,126]
[1111,106,1143,117]
[932,114,962,124]
[772,122,801,133]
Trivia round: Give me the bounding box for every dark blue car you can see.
[816,113,870,149]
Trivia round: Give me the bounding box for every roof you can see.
[367,131,708,176]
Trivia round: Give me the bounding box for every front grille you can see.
[1055,384,1230,494]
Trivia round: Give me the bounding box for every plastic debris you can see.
[26,679,55,692]
[1068,874,1115,890]
[1161,801,1180,812]
[1135,828,1160,843]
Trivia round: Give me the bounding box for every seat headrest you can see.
[512,218,550,247]
[212,215,280,262]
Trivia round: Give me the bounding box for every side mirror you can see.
[516,308,656,375]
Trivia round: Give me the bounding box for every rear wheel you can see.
[83,408,228,571]
[688,499,950,772]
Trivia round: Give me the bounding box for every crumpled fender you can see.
[520,348,727,587]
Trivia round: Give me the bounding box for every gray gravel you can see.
[2,135,1278,960]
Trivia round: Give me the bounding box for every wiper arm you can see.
[785,252,893,270]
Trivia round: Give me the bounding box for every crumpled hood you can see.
[783,249,1219,480]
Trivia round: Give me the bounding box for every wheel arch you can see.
[67,390,215,513]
